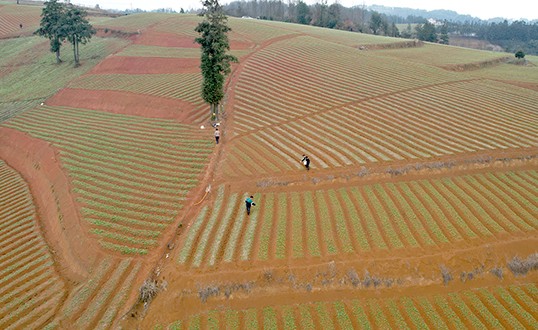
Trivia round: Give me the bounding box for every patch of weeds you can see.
[263,269,274,282]
[346,269,360,287]
[507,253,538,276]
[363,270,372,288]
[490,266,503,279]
[384,278,394,287]
[198,284,219,303]
[460,266,484,282]
[139,279,161,305]
[305,283,313,292]
[357,166,369,177]
[386,167,409,176]
[372,276,382,288]
[440,265,453,285]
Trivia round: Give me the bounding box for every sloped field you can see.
[0,36,129,122]
[177,170,537,268]
[0,4,40,38]
[57,256,142,329]
[160,283,538,329]
[5,106,212,254]
[0,161,65,329]
[68,73,204,107]
[229,35,461,135]
[1,10,538,329]
[376,43,510,68]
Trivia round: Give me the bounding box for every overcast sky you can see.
[72,0,537,20]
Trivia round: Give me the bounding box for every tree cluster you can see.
[35,0,95,66]
[223,0,538,54]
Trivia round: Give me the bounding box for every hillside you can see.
[0,4,537,329]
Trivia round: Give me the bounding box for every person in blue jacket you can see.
[245,195,256,215]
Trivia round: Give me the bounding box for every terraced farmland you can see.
[0,4,41,38]
[376,43,510,67]
[177,170,537,267]
[224,76,538,176]
[0,161,65,329]
[159,283,538,329]
[229,35,461,135]
[5,105,212,254]
[58,257,142,329]
[68,73,204,106]
[1,9,537,329]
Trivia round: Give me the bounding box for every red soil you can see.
[0,127,97,282]
[46,88,196,121]
[89,56,200,74]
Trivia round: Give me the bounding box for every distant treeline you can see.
[218,0,538,55]
[451,20,538,55]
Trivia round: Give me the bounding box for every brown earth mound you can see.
[89,56,200,74]
[46,88,195,121]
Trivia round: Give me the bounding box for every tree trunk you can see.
[55,49,61,64]
[73,37,80,67]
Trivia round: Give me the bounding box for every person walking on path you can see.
[214,128,220,144]
[245,195,256,215]
[301,154,310,170]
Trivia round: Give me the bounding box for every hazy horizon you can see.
[67,0,537,21]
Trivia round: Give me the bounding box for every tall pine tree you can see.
[195,0,238,120]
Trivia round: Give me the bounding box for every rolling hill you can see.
[0,3,537,328]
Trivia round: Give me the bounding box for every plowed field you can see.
[0,7,537,329]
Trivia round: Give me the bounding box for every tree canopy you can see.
[63,5,96,67]
[35,1,95,66]
[195,0,238,119]
[35,0,66,64]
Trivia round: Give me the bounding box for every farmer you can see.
[301,154,310,170]
[245,195,256,215]
[214,128,220,144]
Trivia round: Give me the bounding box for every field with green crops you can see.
[5,105,212,255]
[0,5,537,328]
[0,3,41,38]
[0,161,65,329]
[177,170,537,267]
[158,283,538,329]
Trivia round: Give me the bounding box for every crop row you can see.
[0,37,130,102]
[6,106,212,254]
[96,12,175,31]
[68,73,204,105]
[232,35,458,133]
[178,170,537,266]
[117,45,200,58]
[58,257,141,328]
[0,5,41,38]
[226,80,538,175]
[160,283,537,329]
[377,43,509,67]
[0,99,44,123]
[0,161,66,329]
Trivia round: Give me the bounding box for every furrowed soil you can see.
[1,11,537,329]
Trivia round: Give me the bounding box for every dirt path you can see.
[122,27,538,327]
[0,127,97,282]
